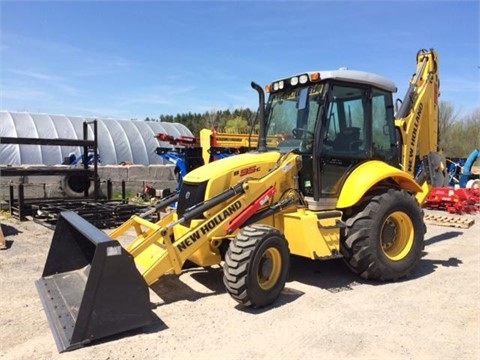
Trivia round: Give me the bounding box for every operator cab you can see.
[264,69,399,209]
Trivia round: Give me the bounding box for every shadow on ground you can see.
[288,255,365,291]
[0,223,21,249]
[150,267,225,306]
[1,223,21,236]
[408,253,463,280]
[87,316,168,351]
[148,231,466,311]
[425,230,463,246]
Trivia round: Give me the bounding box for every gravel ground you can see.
[0,209,479,360]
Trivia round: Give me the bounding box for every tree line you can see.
[145,108,256,137]
[146,101,479,158]
[438,102,480,158]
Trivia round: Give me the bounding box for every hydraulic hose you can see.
[139,192,180,218]
[161,182,246,234]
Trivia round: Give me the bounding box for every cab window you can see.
[322,85,368,156]
[371,88,396,163]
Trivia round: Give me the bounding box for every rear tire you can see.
[223,224,290,307]
[341,189,424,280]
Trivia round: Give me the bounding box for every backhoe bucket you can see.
[35,211,158,352]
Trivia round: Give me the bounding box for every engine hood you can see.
[182,151,284,204]
[184,151,283,185]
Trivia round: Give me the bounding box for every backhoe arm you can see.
[395,48,440,176]
[395,49,446,203]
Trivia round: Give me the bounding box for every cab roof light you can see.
[299,74,308,84]
[311,72,321,81]
[266,84,271,93]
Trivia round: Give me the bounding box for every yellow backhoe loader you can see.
[36,48,448,352]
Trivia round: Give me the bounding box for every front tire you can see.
[223,224,290,307]
[341,189,424,281]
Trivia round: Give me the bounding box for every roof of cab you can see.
[273,69,397,93]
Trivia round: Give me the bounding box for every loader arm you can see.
[110,151,301,285]
[394,49,447,203]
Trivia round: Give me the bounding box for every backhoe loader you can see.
[36,48,448,352]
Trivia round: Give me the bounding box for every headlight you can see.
[299,74,308,84]
[290,77,298,86]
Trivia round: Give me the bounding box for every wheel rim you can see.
[257,247,282,290]
[380,211,414,261]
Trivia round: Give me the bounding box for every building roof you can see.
[0,111,193,165]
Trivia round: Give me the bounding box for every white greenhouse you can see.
[0,111,193,165]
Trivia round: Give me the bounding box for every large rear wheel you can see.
[341,189,425,280]
[223,224,290,307]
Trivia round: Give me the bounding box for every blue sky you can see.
[1,1,478,120]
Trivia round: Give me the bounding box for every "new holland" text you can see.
[177,200,242,252]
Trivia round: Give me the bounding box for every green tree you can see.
[224,116,250,133]
[439,102,480,157]
[438,101,462,152]
[154,108,256,136]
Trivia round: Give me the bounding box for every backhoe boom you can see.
[394,49,447,202]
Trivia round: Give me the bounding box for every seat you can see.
[332,127,361,152]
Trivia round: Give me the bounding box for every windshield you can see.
[265,83,324,153]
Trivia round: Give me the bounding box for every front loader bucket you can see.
[35,211,158,352]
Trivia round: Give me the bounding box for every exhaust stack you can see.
[251,82,267,152]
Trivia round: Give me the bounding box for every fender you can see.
[337,160,423,209]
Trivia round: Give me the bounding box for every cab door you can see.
[316,83,371,200]
[312,83,397,208]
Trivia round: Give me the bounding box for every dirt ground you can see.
[0,209,479,360]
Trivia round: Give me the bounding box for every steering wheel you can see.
[292,128,314,139]
[292,128,314,152]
